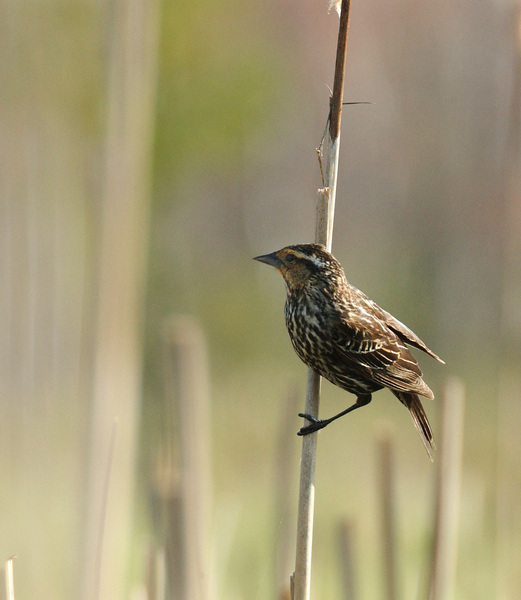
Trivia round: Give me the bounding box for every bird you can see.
[253,243,444,459]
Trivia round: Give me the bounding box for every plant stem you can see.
[6,556,15,600]
[379,433,398,600]
[80,0,161,596]
[292,2,351,599]
[428,377,465,600]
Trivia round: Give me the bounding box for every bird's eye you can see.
[286,253,296,263]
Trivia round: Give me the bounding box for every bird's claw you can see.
[298,412,320,423]
[297,413,326,436]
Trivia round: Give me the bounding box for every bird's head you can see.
[253,243,344,292]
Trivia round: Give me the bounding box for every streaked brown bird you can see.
[254,243,444,458]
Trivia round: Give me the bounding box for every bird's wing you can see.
[332,312,395,360]
[331,299,434,399]
[380,310,444,363]
[341,284,444,364]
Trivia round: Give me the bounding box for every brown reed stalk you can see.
[378,432,398,600]
[292,2,351,599]
[427,377,465,600]
[162,315,212,600]
[337,519,357,600]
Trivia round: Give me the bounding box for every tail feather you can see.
[394,391,436,460]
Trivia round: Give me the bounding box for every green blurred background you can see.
[2,0,521,598]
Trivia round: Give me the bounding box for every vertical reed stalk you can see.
[5,557,15,600]
[496,9,521,597]
[337,519,357,600]
[292,2,351,599]
[276,387,300,599]
[162,315,212,600]
[145,544,166,600]
[378,433,398,600]
[428,377,465,600]
[80,0,161,598]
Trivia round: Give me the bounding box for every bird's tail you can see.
[394,391,436,460]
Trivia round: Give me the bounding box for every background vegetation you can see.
[1,0,521,598]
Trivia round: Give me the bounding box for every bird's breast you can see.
[284,296,325,367]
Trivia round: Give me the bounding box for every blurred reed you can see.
[337,519,357,600]
[144,544,166,600]
[80,0,161,598]
[428,377,465,600]
[148,315,212,600]
[494,8,521,598]
[4,557,15,600]
[378,432,398,600]
[494,373,521,599]
[275,386,299,600]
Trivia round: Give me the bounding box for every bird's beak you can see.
[253,251,282,270]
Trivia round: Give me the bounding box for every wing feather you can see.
[338,283,444,363]
[328,295,434,399]
[381,310,445,363]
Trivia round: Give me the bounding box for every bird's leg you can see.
[297,394,372,436]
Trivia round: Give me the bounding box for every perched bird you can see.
[254,243,444,458]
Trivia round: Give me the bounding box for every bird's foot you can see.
[297,413,329,436]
